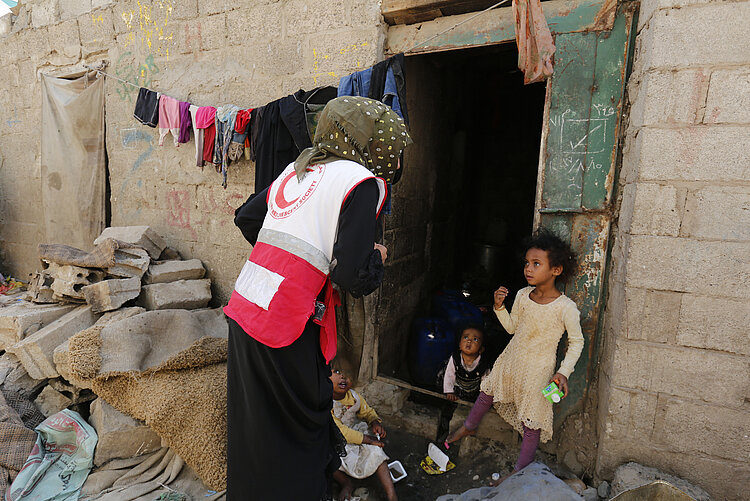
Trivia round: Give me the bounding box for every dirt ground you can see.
[334,428,519,501]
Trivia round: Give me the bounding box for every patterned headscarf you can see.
[294,96,411,183]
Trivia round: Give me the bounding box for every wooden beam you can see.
[382,0,502,25]
[385,0,612,55]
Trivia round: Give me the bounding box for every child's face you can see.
[524,248,562,286]
[330,368,351,398]
[459,328,483,357]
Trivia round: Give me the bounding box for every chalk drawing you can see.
[114,52,160,102]
[120,0,174,58]
[166,189,197,240]
[118,129,154,221]
[311,42,369,85]
[6,105,21,127]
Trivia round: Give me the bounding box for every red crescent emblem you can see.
[274,170,300,209]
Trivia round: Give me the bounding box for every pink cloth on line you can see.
[158,95,181,146]
[513,0,556,84]
[195,106,216,129]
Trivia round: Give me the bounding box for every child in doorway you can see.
[330,363,398,501]
[445,228,584,485]
[436,325,491,440]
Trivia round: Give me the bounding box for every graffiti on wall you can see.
[120,0,175,57]
[311,42,369,85]
[114,52,160,102]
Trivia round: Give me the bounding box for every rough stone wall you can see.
[597,1,750,499]
[0,0,385,301]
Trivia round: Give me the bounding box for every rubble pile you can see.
[0,226,226,498]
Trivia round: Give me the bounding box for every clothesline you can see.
[401,0,512,54]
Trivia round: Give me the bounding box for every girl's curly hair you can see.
[523,228,579,282]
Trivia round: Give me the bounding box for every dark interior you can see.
[376,43,547,392]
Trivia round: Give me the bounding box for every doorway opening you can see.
[374,43,547,399]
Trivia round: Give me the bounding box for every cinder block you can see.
[653,395,749,461]
[0,353,46,396]
[628,69,707,127]
[637,126,750,182]
[94,226,166,259]
[639,4,750,70]
[598,386,659,443]
[637,0,712,32]
[626,183,683,236]
[31,2,59,28]
[704,69,750,124]
[34,385,73,417]
[0,302,76,350]
[610,340,747,406]
[105,247,150,278]
[681,187,750,241]
[59,0,92,20]
[138,279,212,310]
[82,278,141,314]
[94,306,146,326]
[88,398,162,466]
[45,19,81,65]
[8,305,100,380]
[677,295,750,356]
[624,289,682,344]
[626,236,750,298]
[145,259,205,284]
[47,262,106,302]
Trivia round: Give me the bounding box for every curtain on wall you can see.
[40,71,106,249]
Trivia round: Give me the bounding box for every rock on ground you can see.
[34,385,72,416]
[88,398,162,467]
[611,462,711,501]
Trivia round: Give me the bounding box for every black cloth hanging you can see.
[252,87,338,193]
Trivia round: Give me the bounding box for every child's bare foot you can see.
[445,425,476,447]
[333,470,353,501]
[488,470,515,487]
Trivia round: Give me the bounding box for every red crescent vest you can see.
[224,160,386,362]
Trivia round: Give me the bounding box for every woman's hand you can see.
[374,243,388,263]
[362,435,385,447]
[551,373,568,398]
[370,421,386,439]
[445,393,458,402]
[493,286,508,310]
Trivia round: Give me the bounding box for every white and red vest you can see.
[224,160,386,362]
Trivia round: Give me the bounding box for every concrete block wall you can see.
[0,0,386,301]
[597,1,750,499]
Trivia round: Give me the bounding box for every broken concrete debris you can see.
[88,398,162,467]
[145,258,205,284]
[94,226,166,260]
[45,262,106,302]
[139,279,212,310]
[34,385,73,417]
[8,305,100,379]
[105,247,150,279]
[94,306,146,326]
[82,277,141,314]
[25,269,56,303]
[0,302,76,350]
[611,462,711,501]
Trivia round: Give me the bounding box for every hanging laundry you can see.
[189,104,203,168]
[513,0,556,84]
[158,95,181,147]
[338,54,408,124]
[215,105,241,188]
[195,106,217,165]
[249,106,265,164]
[133,87,159,128]
[253,87,337,193]
[228,108,252,162]
[178,101,192,144]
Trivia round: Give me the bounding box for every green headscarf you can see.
[294,96,411,183]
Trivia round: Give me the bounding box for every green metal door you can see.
[537,4,637,419]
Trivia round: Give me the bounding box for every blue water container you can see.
[408,317,456,388]
[432,289,483,335]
